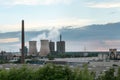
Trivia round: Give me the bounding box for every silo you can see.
[39,40,50,56]
[29,41,37,56]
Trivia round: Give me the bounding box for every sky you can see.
[0,0,120,32]
[0,0,120,52]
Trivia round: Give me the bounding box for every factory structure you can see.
[2,20,120,66]
[57,35,65,53]
[98,48,120,61]
[14,20,120,63]
[19,20,120,60]
[19,19,65,57]
[49,41,55,53]
[28,35,65,56]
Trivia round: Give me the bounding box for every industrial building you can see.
[27,35,66,56]
[49,41,55,53]
[109,49,120,60]
[57,35,65,53]
[0,51,13,61]
[109,49,117,59]
[20,46,28,56]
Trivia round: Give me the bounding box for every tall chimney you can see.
[21,20,25,63]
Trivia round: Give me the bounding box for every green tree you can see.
[0,69,9,80]
[96,68,116,80]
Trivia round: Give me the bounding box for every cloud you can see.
[88,40,120,51]
[66,40,109,51]
[30,28,60,51]
[47,28,60,40]
[0,38,19,43]
[0,18,94,32]
[66,40,120,51]
[0,0,73,6]
[87,2,120,8]
[0,24,20,32]
[103,40,120,46]
[31,28,60,42]
[31,32,47,41]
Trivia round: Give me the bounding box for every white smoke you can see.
[31,32,47,41]
[30,28,60,51]
[31,28,60,41]
[48,28,60,41]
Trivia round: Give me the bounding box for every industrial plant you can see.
[28,35,66,57]
[1,0,120,79]
[1,20,120,79]
[56,34,65,53]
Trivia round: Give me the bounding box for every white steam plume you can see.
[30,28,60,51]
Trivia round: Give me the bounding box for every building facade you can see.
[49,41,55,53]
[20,46,28,56]
[57,41,65,53]
[56,35,65,53]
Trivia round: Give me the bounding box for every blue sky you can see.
[0,0,120,32]
[0,0,120,52]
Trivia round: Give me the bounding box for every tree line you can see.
[0,64,120,80]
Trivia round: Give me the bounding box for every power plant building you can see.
[57,35,65,53]
[57,41,65,53]
[39,40,50,56]
[29,41,37,56]
[20,46,28,56]
[109,49,118,60]
[49,41,55,53]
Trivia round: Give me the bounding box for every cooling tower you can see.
[29,41,37,56]
[39,40,50,56]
